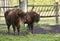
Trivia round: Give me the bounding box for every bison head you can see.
[25,11,40,24]
[28,11,40,23]
[33,12,40,22]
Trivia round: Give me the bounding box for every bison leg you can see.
[6,22,11,34]
[28,24,33,34]
[28,24,32,30]
[28,25,30,30]
[17,25,20,35]
[12,25,16,35]
[30,24,33,34]
[7,25,10,34]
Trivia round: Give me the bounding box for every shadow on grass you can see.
[0,25,60,35]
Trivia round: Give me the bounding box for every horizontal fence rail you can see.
[28,4,60,7]
[0,6,18,8]
[0,15,60,18]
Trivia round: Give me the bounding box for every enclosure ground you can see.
[0,25,60,35]
[0,25,60,41]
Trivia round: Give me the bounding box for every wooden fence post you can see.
[55,2,59,25]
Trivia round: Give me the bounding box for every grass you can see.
[0,23,60,41]
[0,26,28,31]
[0,33,60,41]
[0,26,60,41]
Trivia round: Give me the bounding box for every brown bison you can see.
[4,9,26,35]
[25,11,40,33]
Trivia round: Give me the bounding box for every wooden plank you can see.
[0,6,18,8]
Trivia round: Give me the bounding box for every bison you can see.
[4,8,40,35]
[4,9,26,35]
[25,11,40,33]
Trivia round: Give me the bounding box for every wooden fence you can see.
[28,2,60,25]
[0,2,60,26]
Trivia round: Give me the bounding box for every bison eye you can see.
[18,13,23,17]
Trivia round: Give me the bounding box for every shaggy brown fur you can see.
[4,9,26,35]
[25,11,40,33]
